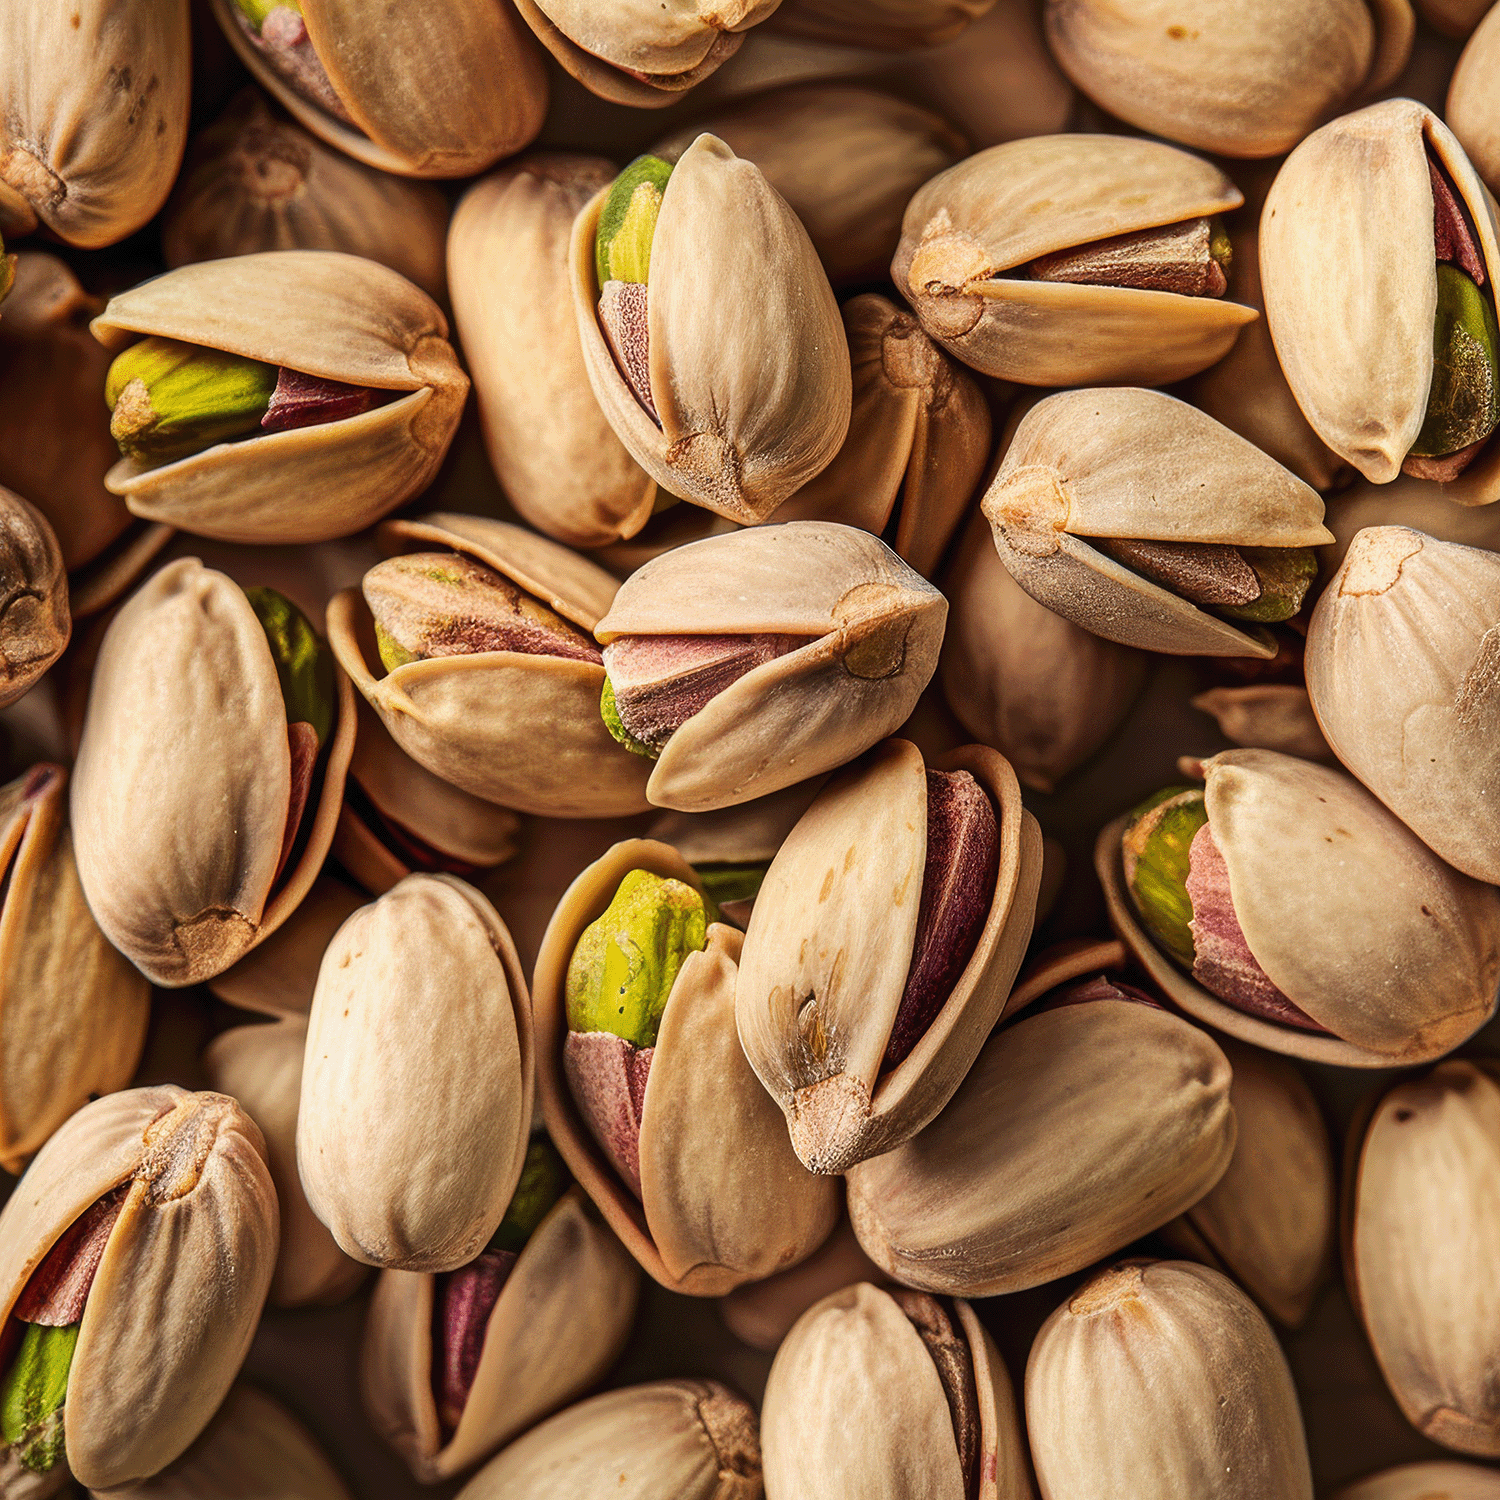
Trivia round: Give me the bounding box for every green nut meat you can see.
[600,677,659,761]
[1218,547,1320,624]
[1410,262,1500,463]
[0,1324,76,1473]
[234,0,299,28]
[595,156,673,290]
[245,586,335,746]
[1121,787,1208,967]
[490,1139,568,1256]
[692,862,769,909]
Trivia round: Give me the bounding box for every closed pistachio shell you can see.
[1450,5,1500,202]
[90,252,469,545]
[1191,684,1333,762]
[298,874,533,1272]
[0,487,67,708]
[1335,1461,1500,1499]
[769,0,994,48]
[1323,477,1500,573]
[1026,1261,1313,1500]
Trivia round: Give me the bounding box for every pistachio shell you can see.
[1335,1461,1500,1499]
[1322,477,1500,573]
[769,0,993,48]
[1421,0,1492,34]
[648,779,823,870]
[0,488,66,707]
[1451,8,1500,203]
[1191,684,1333,761]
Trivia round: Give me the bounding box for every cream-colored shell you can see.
[1026,1261,1313,1500]
[1450,6,1500,196]
[448,156,656,549]
[892,134,1255,385]
[1322,477,1500,574]
[769,0,994,47]
[1334,1461,1500,1499]
[647,778,823,869]
[71,557,355,986]
[595,522,947,812]
[534,839,839,1295]
[980,387,1333,657]
[845,1000,1235,1296]
[1098,749,1500,1067]
[209,0,548,177]
[360,1187,640,1482]
[298,875,533,1272]
[90,252,469,544]
[0,487,67,707]
[0,1086,278,1491]
[571,134,851,523]
[760,1283,1032,1500]
[1191,684,1333,762]
[328,512,651,818]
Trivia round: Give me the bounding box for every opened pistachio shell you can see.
[90,252,468,544]
[769,0,993,47]
[893,134,1255,385]
[1026,1261,1313,1500]
[361,1186,639,1481]
[449,156,656,549]
[0,1,189,247]
[0,486,67,708]
[1451,7,1500,197]
[299,874,533,1272]
[0,1086,278,1490]
[71,557,355,986]
[571,135,851,523]
[1335,1461,1500,1499]
[1191,684,1333,762]
[1323,477,1500,573]
[1098,749,1500,1067]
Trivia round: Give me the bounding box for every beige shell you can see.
[1191,684,1333,762]
[760,1283,1032,1500]
[571,134,851,524]
[1349,1061,1500,1456]
[1026,1261,1314,1500]
[90,252,469,544]
[448,156,656,549]
[1097,748,1500,1067]
[892,134,1255,385]
[71,557,355,986]
[298,874,533,1272]
[361,1186,640,1482]
[736,739,1042,1174]
[769,0,994,47]
[845,992,1235,1296]
[1261,99,1500,501]
[1334,1461,1500,1499]
[1322,477,1500,574]
[0,1086,278,1490]
[648,778,824,871]
[208,0,547,177]
[533,839,840,1295]
[594,522,947,812]
[0,487,68,707]
[980,387,1333,657]
[0,1,190,247]
[1451,5,1500,201]
[327,512,651,818]
[1307,527,1500,882]
[162,90,450,301]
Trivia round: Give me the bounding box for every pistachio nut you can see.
[1262,99,1500,499]
[327,512,651,817]
[90,251,468,544]
[210,0,548,177]
[453,1380,762,1500]
[0,2,189,247]
[1335,1462,1500,1499]
[1100,748,1500,1066]
[71,558,354,986]
[737,739,1042,1174]
[0,1086,278,1491]
[893,134,1256,385]
[768,0,994,48]
[449,155,657,550]
[769,294,991,578]
[1450,7,1500,200]
[760,1282,1031,1500]
[1026,1260,1314,1500]
[361,1151,641,1482]
[594,521,946,812]
[980,387,1333,658]
[1307,526,1500,883]
[1191,684,1333,763]
[162,91,450,301]
[534,838,840,1294]
[571,136,852,523]
[1323,476,1500,574]
[0,487,68,707]
[298,874,534,1272]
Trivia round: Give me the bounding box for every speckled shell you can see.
[1334,1461,1500,1499]
[0,486,68,707]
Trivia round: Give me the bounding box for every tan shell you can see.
[361,1186,640,1482]
[534,839,840,1295]
[648,778,824,870]
[570,134,851,524]
[0,1,190,247]
[1307,527,1500,882]
[328,512,651,818]
[736,739,1042,1174]
[769,0,993,47]
[0,1086,278,1490]
[761,1283,1032,1500]
[71,557,355,986]
[1334,1461,1500,1499]
[298,874,534,1272]
[1191,684,1333,762]
[162,91,450,301]
[448,156,656,549]
[892,134,1255,385]
[209,0,547,177]
[1261,99,1500,501]
[1322,476,1500,574]
[1026,1261,1313,1500]
[0,487,68,707]
[90,252,469,544]
[980,387,1332,657]
[845,996,1233,1297]
[1451,5,1500,203]
[594,522,947,812]
[1098,748,1500,1066]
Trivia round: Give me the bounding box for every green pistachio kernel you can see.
[1,1323,78,1474]
[244,586,335,745]
[235,0,299,28]
[1121,786,1207,968]
[489,1139,568,1255]
[600,677,659,761]
[1208,217,1233,279]
[1219,547,1318,624]
[595,156,674,290]
[1410,263,1500,459]
[693,862,769,908]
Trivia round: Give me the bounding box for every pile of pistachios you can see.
[5,2,1500,1497]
